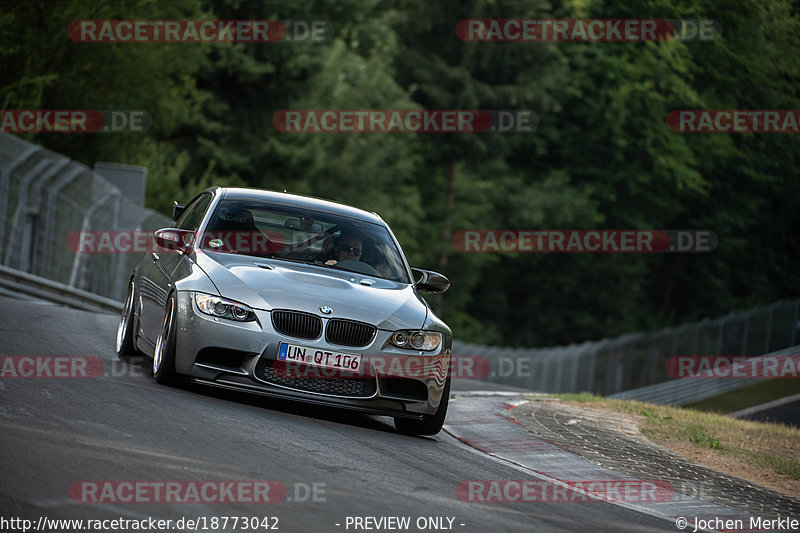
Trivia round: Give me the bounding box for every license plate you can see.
[277,342,362,373]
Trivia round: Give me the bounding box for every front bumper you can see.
[172,291,450,418]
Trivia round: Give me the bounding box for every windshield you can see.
[201,199,410,283]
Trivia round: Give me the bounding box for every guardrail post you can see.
[554,349,564,392]
[569,351,579,392]
[41,165,86,279]
[741,313,750,355]
[5,158,51,270]
[647,340,658,385]
[0,145,39,256]
[764,304,774,354]
[112,194,126,298]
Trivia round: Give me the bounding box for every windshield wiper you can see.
[263,255,322,267]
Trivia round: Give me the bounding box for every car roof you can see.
[214,187,385,226]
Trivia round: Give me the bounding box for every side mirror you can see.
[154,228,194,252]
[172,201,187,221]
[412,268,450,294]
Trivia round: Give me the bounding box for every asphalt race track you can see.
[1,295,677,532]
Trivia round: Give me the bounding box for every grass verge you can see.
[551,392,800,488]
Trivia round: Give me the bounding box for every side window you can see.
[175,193,213,231]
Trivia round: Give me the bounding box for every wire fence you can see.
[2,132,798,398]
[0,132,170,302]
[453,299,800,395]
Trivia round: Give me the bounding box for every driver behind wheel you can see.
[325,233,362,265]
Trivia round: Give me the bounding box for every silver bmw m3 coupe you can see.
[116,187,452,435]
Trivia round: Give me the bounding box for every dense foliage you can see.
[3,0,798,346]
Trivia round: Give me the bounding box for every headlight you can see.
[194,293,256,322]
[389,330,442,351]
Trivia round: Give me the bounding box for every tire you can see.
[152,293,180,385]
[394,376,451,436]
[116,278,139,360]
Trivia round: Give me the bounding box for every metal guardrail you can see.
[0,132,170,303]
[607,344,800,406]
[728,392,800,419]
[0,264,123,314]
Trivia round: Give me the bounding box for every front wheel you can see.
[153,293,179,385]
[116,278,139,360]
[394,377,451,436]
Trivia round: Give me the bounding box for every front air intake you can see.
[325,319,377,347]
[271,310,322,340]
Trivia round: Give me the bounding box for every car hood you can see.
[194,251,429,330]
